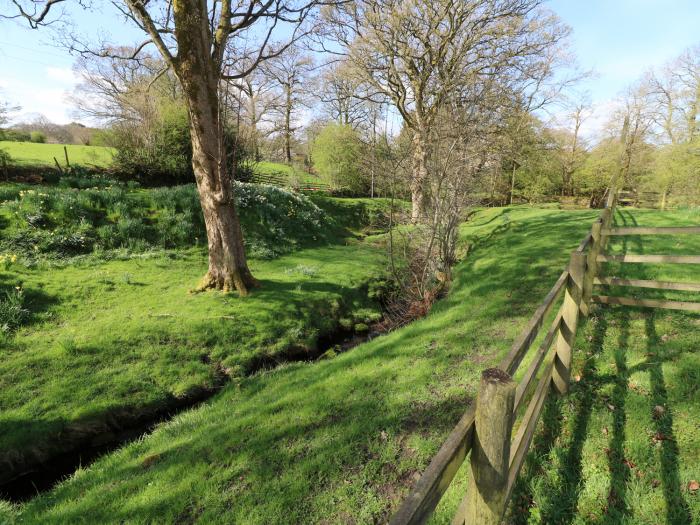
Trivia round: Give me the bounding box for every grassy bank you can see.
[2,206,698,524]
[0,183,337,259]
[0,142,114,168]
[0,184,397,485]
[2,206,601,523]
[0,242,387,484]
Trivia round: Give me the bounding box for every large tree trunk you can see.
[173,0,257,295]
[411,130,429,223]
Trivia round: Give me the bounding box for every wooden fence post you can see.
[600,208,612,252]
[462,368,516,525]
[582,222,602,315]
[552,252,585,396]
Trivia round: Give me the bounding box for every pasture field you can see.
[0,141,115,168]
[253,160,328,187]
[0,203,698,524]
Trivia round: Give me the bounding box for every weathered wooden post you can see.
[462,368,516,525]
[552,252,585,395]
[582,222,602,315]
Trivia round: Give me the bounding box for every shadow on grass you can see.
[0,273,58,330]
[643,312,692,525]
[510,313,608,525]
[604,309,631,521]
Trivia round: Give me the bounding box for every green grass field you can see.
[0,141,114,168]
[254,160,326,186]
[0,205,698,524]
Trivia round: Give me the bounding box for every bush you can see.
[0,130,31,142]
[312,123,367,195]
[30,131,47,143]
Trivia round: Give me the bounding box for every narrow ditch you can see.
[0,323,383,503]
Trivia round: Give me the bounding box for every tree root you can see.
[192,270,260,296]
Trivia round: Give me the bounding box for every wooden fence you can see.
[591,215,700,313]
[389,186,699,524]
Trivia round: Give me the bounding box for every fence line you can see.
[390,188,700,524]
[389,193,616,525]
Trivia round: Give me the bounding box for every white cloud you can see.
[2,73,73,124]
[46,66,79,85]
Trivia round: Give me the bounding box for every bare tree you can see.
[237,68,279,161]
[263,45,314,163]
[0,99,20,129]
[553,97,590,195]
[70,50,179,124]
[324,0,570,223]
[646,68,680,144]
[6,0,328,295]
[608,84,655,190]
[673,45,700,142]
[317,61,373,129]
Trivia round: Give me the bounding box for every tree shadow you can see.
[603,308,631,522]
[643,311,692,525]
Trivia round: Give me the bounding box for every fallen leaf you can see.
[380,430,388,441]
[653,405,666,419]
[651,479,661,488]
[607,403,615,411]
[689,480,699,493]
[574,374,581,382]
[602,427,609,436]
[652,432,668,444]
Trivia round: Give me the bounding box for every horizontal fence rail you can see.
[606,226,700,236]
[591,295,700,312]
[594,277,700,292]
[597,255,700,264]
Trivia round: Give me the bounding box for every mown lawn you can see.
[0,141,114,168]
[508,307,700,525]
[2,206,601,523]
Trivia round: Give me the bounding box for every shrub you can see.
[312,123,367,195]
[0,130,31,142]
[30,131,47,143]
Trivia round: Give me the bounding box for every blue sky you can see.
[1,0,700,135]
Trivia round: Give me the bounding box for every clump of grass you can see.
[0,286,29,334]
